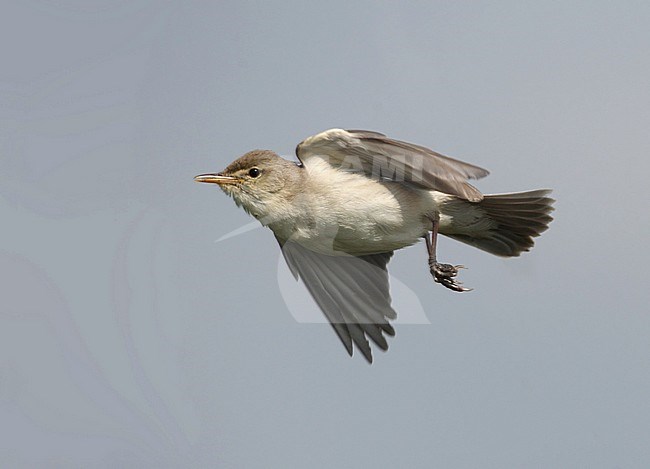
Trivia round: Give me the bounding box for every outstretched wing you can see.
[277,238,396,363]
[296,128,489,201]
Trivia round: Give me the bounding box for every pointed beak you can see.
[194,173,240,185]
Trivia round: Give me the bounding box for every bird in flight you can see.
[195,129,554,362]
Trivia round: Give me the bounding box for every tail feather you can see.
[447,189,555,257]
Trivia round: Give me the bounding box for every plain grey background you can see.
[2,1,650,467]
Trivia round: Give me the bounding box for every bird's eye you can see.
[248,168,261,178]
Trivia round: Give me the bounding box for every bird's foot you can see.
[429,262,471,292]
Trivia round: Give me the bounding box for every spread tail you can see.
[446,189,555,257]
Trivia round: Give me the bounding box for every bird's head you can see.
[195,150,302,223]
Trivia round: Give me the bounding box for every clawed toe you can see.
[430,262,471,292]
[437,276,472,292]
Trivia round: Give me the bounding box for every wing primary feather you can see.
[277,238,396,363]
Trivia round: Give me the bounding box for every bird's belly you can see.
[272,175,441,256]
[282,208,431,256]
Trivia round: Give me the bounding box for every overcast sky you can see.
[2,1,650,467]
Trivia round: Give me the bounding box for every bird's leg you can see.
[424,219,471,292]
